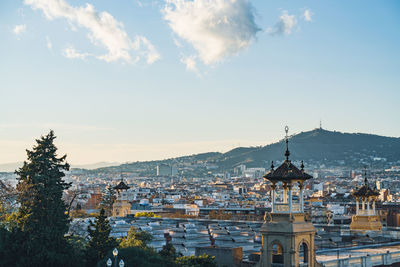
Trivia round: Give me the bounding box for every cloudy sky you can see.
[0,0,399,165]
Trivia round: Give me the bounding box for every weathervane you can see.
[285,126,290,162]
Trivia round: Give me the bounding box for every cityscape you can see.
[1,0,400,267]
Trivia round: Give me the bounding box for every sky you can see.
[0,0,399,165]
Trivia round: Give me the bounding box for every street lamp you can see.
[106,258,112,267]
[119,259,125,267]
[113,248,118,267]
[113,248,118,257]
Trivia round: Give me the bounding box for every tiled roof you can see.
[114,181,130,190]
[263,160,313,182]
[352,184,379,197]
[352,170,379,197]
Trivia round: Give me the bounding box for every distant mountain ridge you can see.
[2,129,398,174]
[212,128,400,169]
[0,162,23,173]
[89,128,400,175]
[0,161,120,172]
[72,162,121,170]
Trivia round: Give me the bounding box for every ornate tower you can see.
[350,168,382,231]
[259,126,316,267]
[112,178,131,217]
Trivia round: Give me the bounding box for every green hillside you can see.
[81,128,400,175]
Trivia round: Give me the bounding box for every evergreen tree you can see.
[119,226,153,249]
[13,130,75,266]
[86,208,117,266]
[99,185,116,216]
[159,243,182,261]
[175,254,217,267]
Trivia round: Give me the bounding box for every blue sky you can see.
[0,0,399,165]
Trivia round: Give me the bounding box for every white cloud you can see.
[173,38,183,48]
[163,0,260,65]
[46,35,52,49]
[13,24,27,35]
[180,55,198,72]
[25,0,160,64]
[303,9,313,22]
[267,10,297,36]
[134,36,160,64]
[62,46,90,59]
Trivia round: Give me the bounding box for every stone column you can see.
[373,198,376,215]
[356,198,359,215]
[283,183,288,204]
[271,183,276,213]
[288,184,293,213]
[367,197,370,215]
[299,183,304,212]
[362,197,365,211]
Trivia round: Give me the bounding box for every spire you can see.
[270,161,274,171]
[363,167,368,186]
[284,126,290,162]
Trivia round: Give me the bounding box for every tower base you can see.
[112,200,131,217]
[350,215,382,231]
[259,213,317,267]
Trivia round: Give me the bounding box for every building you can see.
[84,193,102,210]
[259,127,317,267]
[156,164,178,176]
[112,179,131,217]
[350,169,382,231]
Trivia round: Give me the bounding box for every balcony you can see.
[357,210,376,216]
[274,203,302,213]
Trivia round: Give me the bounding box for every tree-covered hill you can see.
[214,128,400,169]
[78,128,400,175]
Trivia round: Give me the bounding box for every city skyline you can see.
[1,0,399,165]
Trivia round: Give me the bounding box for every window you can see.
[299,242,309,264]
[272,243,284,264]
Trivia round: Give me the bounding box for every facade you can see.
[350,169,382,231]
[156,164,178,176]
[84,193,102,210]
[112,180,131,217]
[259,127,317,267]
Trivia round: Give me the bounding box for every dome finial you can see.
[284,126,290,161]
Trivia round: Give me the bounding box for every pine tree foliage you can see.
[159,243,182,261]
[176,254,217,267]
[13,130,75,266]
[86,208,117,266]
[99,185,116,216]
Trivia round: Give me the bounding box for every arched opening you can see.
[271,242,284,265]
[299,241,309,266]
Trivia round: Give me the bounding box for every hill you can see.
[86,128,400,176]
[214,128,400,169]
